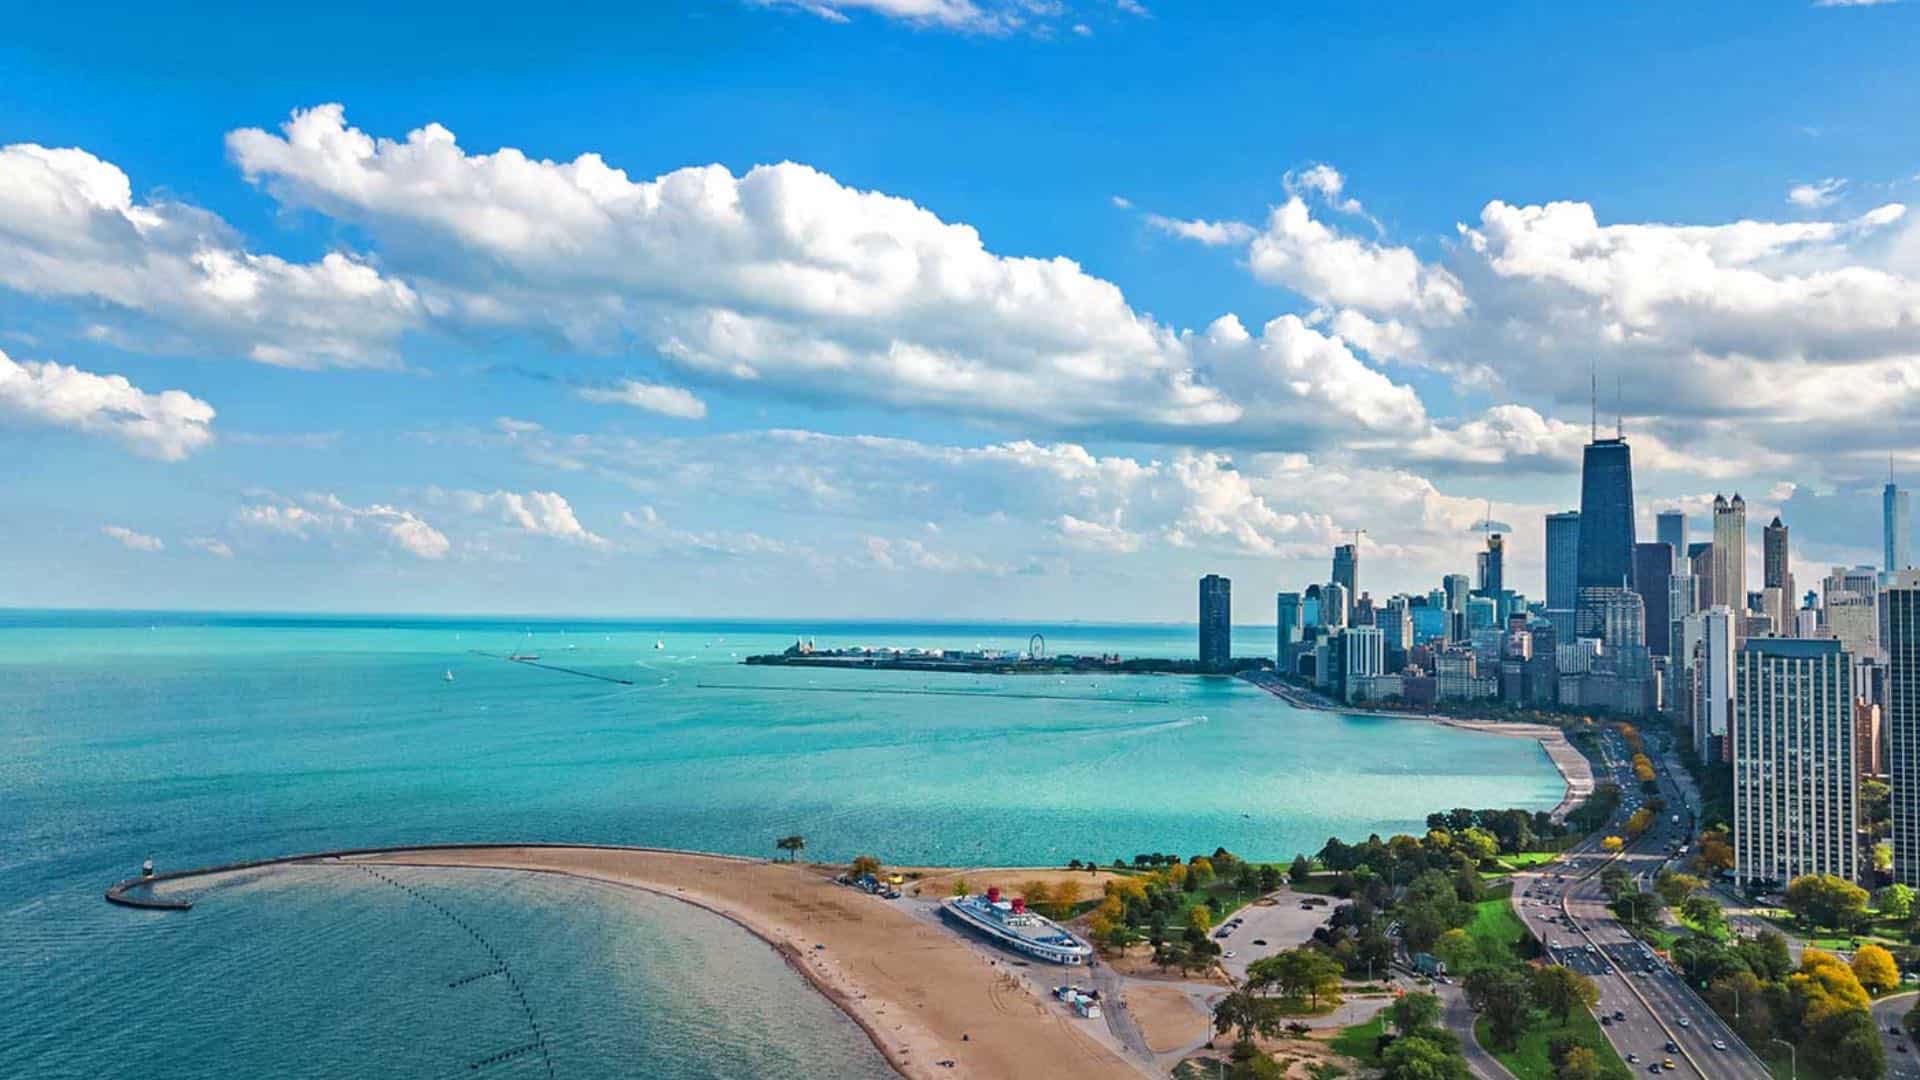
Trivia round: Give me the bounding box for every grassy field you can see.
[1466,895,1532,956]
[1478,1007,1629,1080]
[1329,1014,1385,1065]
[1498,851,1563,871]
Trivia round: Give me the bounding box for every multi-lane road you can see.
[1510,728,1770,1078]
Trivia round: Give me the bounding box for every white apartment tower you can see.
[1733,637,1858,886]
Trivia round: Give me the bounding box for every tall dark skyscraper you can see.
[1576,437,1636,590]
[1199,574,1232,672]
[1332,543,1358,610]
[1576,435,1636,637]
[1545,511,1580,612]
[1763,516,1789,589]
[1633,541,1674,657]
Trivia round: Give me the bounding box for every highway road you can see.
[1872,992,1920,1079]
[1510,727,1770,1078]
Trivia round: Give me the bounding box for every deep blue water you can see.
[1,611,1565,1077]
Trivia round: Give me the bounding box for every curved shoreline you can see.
[106,843,1141,1080]
[1250,676,1595,823]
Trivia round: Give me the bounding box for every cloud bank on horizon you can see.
[3,5,1918,615]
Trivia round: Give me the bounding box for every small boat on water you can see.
[941,887,1092,965]
[444,669,455,682]
[654,640,665,650]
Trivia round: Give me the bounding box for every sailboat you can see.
[654,639,665,650]
[444,669,455,682]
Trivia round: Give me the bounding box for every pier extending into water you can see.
[697,681,1175,704]
[468,650,635,686]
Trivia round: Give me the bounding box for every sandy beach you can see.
[349,846,1145,1080]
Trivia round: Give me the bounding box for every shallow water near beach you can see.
[2,612,1565,1076]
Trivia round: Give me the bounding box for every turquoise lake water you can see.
[1,612,1566,1077]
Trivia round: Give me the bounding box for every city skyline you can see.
[4,3,1920,618]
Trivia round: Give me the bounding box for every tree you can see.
[1260,863,1285,893]
[1250,948,1344,1009]
[1387,991,1442,1035]
[1854,943,1901,994]
[1464,968,1532,1050]
[1528,964,1599,1022]
[1456,827,1499,864]
[775,834,806,862]
[1876,840,1895,873]
[1695,829,1735,875]
[1655,870,1704,908]
[1784,874,1871,931]
[1433,928,1476,974]
[1188,904,1215,934]
[1680,895,1729,940]
[1863,778,1892,836]
[1600,835,1625,853]
[1555,1045,1605,1080]
[1612,889,1663,928]
[1379,1032,1471,1080]
[1877,883,1916,921]
[952,876,971,897]
[850,854,882,877]
[1213,987,1286,1045]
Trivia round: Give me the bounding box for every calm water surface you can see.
[1,612,1565,1077]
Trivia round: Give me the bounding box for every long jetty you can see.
[104,841,762,912]
[468,650,634,686]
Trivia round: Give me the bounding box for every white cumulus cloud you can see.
[101,525,163,551]
[577,378,708,419]
[0,346,214,460]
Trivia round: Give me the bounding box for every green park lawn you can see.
[1498,851,1562,871]
[1478,1007,1628,1080]
[1329,1014,1386,1065]
[1467,895,1531,956]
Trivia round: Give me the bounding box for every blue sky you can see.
[3,0,1918,619]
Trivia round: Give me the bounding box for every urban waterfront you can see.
[1,611,1566,1077]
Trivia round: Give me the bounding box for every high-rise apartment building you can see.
[1888,481,1912,576]
[1888,571,1920,887]
[1712,495,1748,640]
[1199,574,1232,672]
[1322,582,1350,631]
[1657,510,1687,570]
[1545,511,1581,614]
[1733,637,1858,886]
[1332,544,1358,613]
[1823,565,1881,660]
[1692,606,1736,762]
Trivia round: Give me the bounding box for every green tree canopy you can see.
[1784,874,1871,932]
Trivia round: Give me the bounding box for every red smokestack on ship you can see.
[1011,897,1026,914]
[986,887,1001,903]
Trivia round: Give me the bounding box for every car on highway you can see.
[1613,1011,1625,1021]
[1676,1017,1689,1028]
[1712,1040,1726,1051]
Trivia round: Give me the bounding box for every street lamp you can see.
[1769,1037,1796,1080]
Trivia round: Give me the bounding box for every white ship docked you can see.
[940,887,1092,965]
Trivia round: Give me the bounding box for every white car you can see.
[1677,1018,1690,1028]
[1713,1040,1727,1051]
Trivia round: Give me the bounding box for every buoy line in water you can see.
[351,865,556,1078]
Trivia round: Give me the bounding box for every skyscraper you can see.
[1888,571,1920,887]
[1696,606,1736,762]
[1276,591,1303,664]
[1332,543,1358,610]
[1888,480,1912,575]
[1545,511,1580,612]
[1477,533,1505,598]
[1199,574,1231,672]
[1632,541,1674,657]
[1763,516,1793,636]
[1711,494,1748,638]
[1576,437,1636,593]
[1656,510,1687,570]
[1733,637,1858,886]
[1575,435,1636,641]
